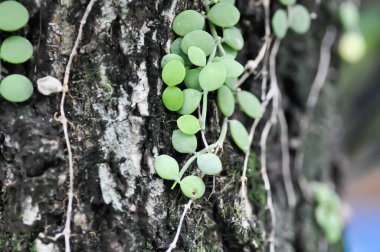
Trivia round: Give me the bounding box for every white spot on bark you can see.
[37,76,63,96]
[99,1,117,30]
[145,179,165,219]
[21,196,41,226]
[131,62,150,116]
[98,163,124,211]
[34,238,60,252]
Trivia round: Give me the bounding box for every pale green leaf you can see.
[178,88,202,115]
[0,1,29,31]
[177,115,201,135]
[199,62,227,91]
[162,86,184,111]
[272,9,288,39]
[217,85,235,117]
[172,129,197,153]
[223,27,244,50]
[290,5,311,34]
[162,60,186,86]
[237,90,263,119]
[188,46,206,67]
[207,3,240,28]
[0,74,33,103]
[181,30,215,56]
[161,54,184,68]
[184,68,202,91]
[229,119,249,153]
[180,175,205,199]
[154,155,179,180]
[173,10,205,36]
[0,36,33,64]
[197,153,222,175]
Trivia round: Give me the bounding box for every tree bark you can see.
[0,0,344,252]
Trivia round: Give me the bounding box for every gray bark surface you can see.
[0,0,344,251]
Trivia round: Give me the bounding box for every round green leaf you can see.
[178,88,202,115]
[0,74,33,103]
[170,38,191,66]
[0,1,29,31]
[0,36,33,64]
[154,155,179,180]
[340,2,359,30]
[218,57,244,78]
[199,62,227,91]
[237,90,263,119]
[181,30,215,56]
[229,119,249,153]
[177,115,201,135]
[172,130,198,153]
[223,27,244,50]
[180,175,205,199]
[217,85,235,117]
[279,0,296,6]
[207,3,240,28]
[188,46,206,67]
[172,10,205,37]
[197,153,222,175]
[290,5,311,34]
[225,77,237,90]
[162,86,184,111]
[162,60,186,86]
[324,214,343,244]
[339,31,366,64]
[184,68,202,90]
[218,43,238,59]
[161,54,184,68]
[272,9,288,39]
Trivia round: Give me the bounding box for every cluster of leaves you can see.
[0,1,33,103]
[154,0,263,199]
[338,1,366,63]
[271,0,311,39]
[314,184,343,244]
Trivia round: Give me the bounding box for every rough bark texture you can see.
[0,0,344,251]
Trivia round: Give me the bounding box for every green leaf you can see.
[172,129,198,153]
[162,86,184,111]
[272,9,288,39]
[324,213,343,244]
[237,90,263,119]
[219,0,235,4]
[225,77,237,90]
[173,10,205,36]
[162,60,186,86]
[177,115,201,135]
[184,68,202,91]
[0,1,29,31]
[279,0,296,6]
[0,36,33,64]
[207,3,240,28]
[188,46,207,67]
[218,43,238,59]
[199,62,227,91]
[197,153,222,175]
[340,2,359,30]
[217,57,244,78]
[217,85,235,117]
[181,30,215,56]
[170,38,192,66]
[180,175,205,199]
[339,31,366,64]
[229,119,249,153]
[154,155,179,180]
[223,27,244,50]
[178,88,202,115]
[161,54,184,68]
[290,5,311,34]
[0,74,33,103]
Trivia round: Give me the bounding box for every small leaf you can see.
[217,85,235,117]
[207,3,240,28]
[178,88,202,115]
[340,2,360,30]
[0,74,33,103]
[170,38,192,66]
[188,46,207,67]
[225,77,237,90]
[217,43,238,59]
[197,153,222,175]
[180,175,205,199]
[172,10,205,36]
[217,57,244,78]
[229,119,249,153]
[324,213,343,244]
[290,5,311,34]
[219,0,235,4]
[172,130,198,153]
[199,62,227,91]
[181,30,215,56]
[0,36,33,64]
[162,60,186,86]
[272,9,288,39]
[279,0,296,6]
[0,1,29,31]
[223,27,244,50]
[184,68,202,90]
[237,90,263,119]
[154,155,179,180]
[338,31,366,64]
[161,54,184,68]
[177,115,201,135]
[162,86,184,111]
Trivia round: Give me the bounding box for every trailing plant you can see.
[314,184,343,244]
[154,0,263,200]
[0,0,33,103]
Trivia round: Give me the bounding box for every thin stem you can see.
[201,91,208,130]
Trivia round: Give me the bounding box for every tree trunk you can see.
[0,0,344,251]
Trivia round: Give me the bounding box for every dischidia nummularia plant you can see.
[0,0,34,103]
